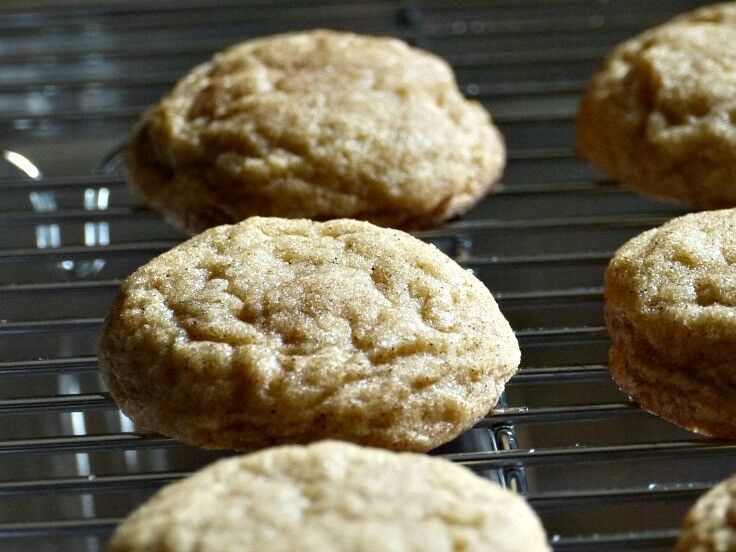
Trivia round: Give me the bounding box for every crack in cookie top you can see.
[614,4,736,132]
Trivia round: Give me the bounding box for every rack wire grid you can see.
[0,0,731,550]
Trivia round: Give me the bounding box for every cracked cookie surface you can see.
[99,217,520,451]
[676,472,736,552]
[605,209,736,438]
[124,29,505,233]
[577,3,736,208]
[108,441,549,552]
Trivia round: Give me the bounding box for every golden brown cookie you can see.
[577,4,736,209]
[605,209,736,438]
[108,441,550,552]
[99,217,520,451]
[124,29,504,233]
[675,473,736,551]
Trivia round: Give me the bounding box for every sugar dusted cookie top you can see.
[676,472,736,552]
[577,4,736,208]
[108,441,550,552]
[606,208,736,352]
[125,30,505,232]
[100,217,520,451]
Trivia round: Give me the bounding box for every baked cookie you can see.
[605,209,736,438]
[577,4,736,209]
[99,217,520,451]
[124,29,504,233]
[108,441,550,552]
[676,473,736,551]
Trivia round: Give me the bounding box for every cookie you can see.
[99,217,520,451]
[108,441,550,552]
[675,473,736,552]
[124,29,505,234]
[577,4,736,209]
[604,209,736,438]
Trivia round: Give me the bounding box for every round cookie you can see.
[604,209,736,438]
[675,473,736,551]
[108,441,550,552]
[577,4,736,209]
[99,217,520,451]
[124,29,505,234]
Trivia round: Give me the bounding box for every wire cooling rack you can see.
[0,1,730,551]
